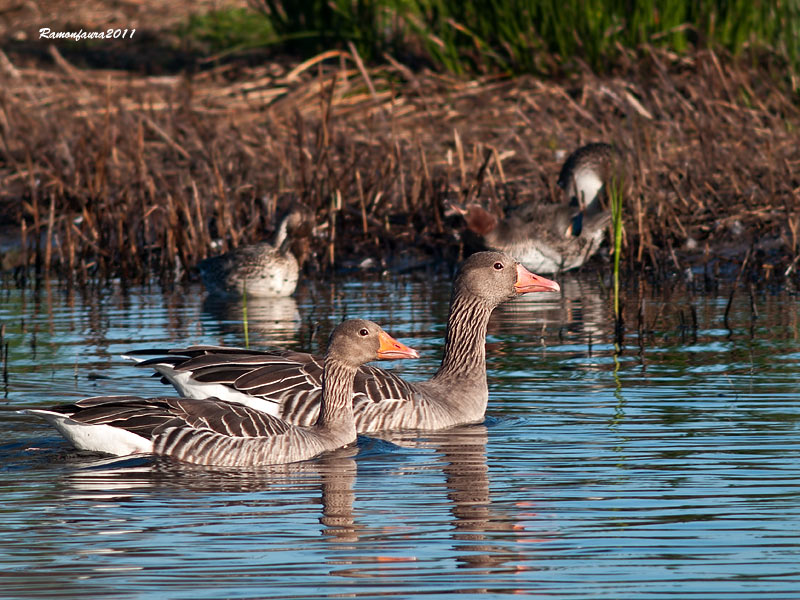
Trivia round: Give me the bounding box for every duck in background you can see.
[453,142,619,273]
[198,206,313,298]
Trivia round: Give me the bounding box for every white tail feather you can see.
[24,409,152,456]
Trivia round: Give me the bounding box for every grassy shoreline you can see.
[244,0,800,83]
[0,3,799,288]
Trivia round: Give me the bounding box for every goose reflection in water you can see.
[200,293,301,347]
[373,424,530,573]
[493,272,607,341]
[61,425,532,569]
[63,446,361,541]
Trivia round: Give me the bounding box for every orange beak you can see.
[377,330,420,359]
[513,263,561,294]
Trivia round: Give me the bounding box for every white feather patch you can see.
[152,365,280,415]
[25,409,152,456]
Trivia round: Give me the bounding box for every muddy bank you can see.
[0,34,798,287]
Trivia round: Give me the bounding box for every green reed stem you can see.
[242,284,250,349]
[610,175,624,344]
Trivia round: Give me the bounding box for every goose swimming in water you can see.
[199,207,311,298]
[23,320,418,467]
[455,143,618,273]
[126,251,560,433]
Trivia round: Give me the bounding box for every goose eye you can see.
[359,328,369,336]
[493,262,503,270]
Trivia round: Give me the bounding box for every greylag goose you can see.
[456,143,617,273]
[23,320,418,467]
[199,207,311,297]
[127,251,560,432]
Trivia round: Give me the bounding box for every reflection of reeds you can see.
[1,43,799,284]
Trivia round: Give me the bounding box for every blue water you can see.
[1,273,799,599]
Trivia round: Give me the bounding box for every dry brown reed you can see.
[1,43,799,286]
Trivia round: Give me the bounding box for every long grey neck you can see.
[273,216,291,251]
[315,358,357,429]
[432,292,493,382]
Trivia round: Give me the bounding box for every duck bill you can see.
[377,330,420,359]
[514,264,561,294]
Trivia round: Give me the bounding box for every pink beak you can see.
[513,263,560,294]
[377,330,421,360]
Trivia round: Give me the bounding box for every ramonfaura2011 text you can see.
[39,28,136,41]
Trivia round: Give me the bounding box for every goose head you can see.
[454,251,560,307]
[557,142,616,211]
[273,205,315,264]
[326,319,420,366]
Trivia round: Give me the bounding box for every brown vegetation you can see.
[1,35,799,286]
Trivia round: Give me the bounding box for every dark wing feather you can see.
[175,352,295,370]
[355,365,419,404]
[129,346,275,363]
[167,397,291,437]
[235,354,320,394]
[191,365,269,385]
[277,362,422,426]
[56,396,184,436]
[57,395,292,439]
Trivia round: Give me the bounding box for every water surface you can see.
[1,272,799,599]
